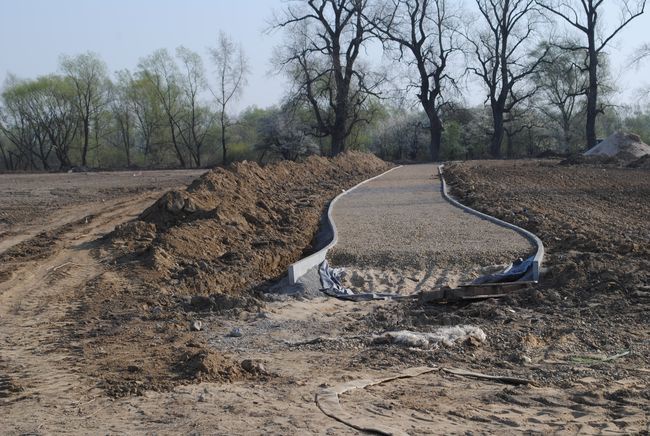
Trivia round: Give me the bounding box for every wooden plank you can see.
[419,282,532,304]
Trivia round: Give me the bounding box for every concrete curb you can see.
[438,164,544,282]
[287,165,403,284]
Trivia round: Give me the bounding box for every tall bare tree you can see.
[60,52,109,167]
[369,0,463,161]
[138,49,187,167]
[275,0,380,156]
[210,32,248,165]
[533,41,589,151]
[469,0,548,158]
[176,46,215,167]
[536,0,646,149]
[1,76,51,169]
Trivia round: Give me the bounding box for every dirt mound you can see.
[559,153,621,166]
[179,351,249,382]
[78,152,391,396]
[536,149,567,159]
[584,131,650,161]
[627,154,650,169]
[110,152,391,298]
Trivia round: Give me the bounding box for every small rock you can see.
[190,320,203,331]
[190,295,212,310]
[241,359,267,374]
[227,327,243,337]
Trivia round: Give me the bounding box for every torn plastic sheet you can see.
[319,260,408,301]
[472,255,535,285]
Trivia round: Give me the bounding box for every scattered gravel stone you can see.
[241,359,267,374]
[227,327,242,337]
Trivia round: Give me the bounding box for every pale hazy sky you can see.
[1,0,649,112]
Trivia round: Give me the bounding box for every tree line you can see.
[1,0,648,171]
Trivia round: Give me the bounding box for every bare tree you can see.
[209,32,248,165]
[533,41,588,151]
[60,52,109,167]
[1,76,51,169]
[469,0,548,158]
[124,73,163,162]
[1,75,78,169]
[109,71,137,166]
[138,49,187,167]
[33,76,79,169]
[175,46,215,167]
[369,0,464,161]
[536,0,646,149]
[274,0,380,156]
[254,103,319,161]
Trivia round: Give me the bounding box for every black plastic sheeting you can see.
[319,260,410,301]
[471,256,535,285]
[319,256,536,302]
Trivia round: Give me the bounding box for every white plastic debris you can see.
[373,326,487,348]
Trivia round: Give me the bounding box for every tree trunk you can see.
[168,119,186,168]
[427,110,442,162]
[330,78,350,157]
[82,117,90,167]
[506,130,514,158]
[490,109,505,158]
[585,46,598,150]
[330,129,345,157]
[585,16,598,150]
[221,115,228,166]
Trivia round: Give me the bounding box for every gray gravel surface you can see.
[329,164,534,270]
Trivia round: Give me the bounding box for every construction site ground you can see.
[0,158,648,434]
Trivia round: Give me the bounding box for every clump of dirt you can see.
[628,154,650,169]
[76,152,391,396]
[179,351,249,382]
[559,153,621,166]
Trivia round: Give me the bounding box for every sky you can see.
[1,0,649,112]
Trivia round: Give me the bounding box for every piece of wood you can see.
[315,367,439,436]
[442,367,536,386]
[419,282,530,303]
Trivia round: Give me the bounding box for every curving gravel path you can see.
[328,164,533,274]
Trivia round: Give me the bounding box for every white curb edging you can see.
[287,165,403,284]
[438,164,545,282]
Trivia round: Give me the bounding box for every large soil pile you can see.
[583,131,650,161]
[75,152,392,395]
[110,152,391,298]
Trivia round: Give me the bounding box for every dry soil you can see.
[1,158,648,434]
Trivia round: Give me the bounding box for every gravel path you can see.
[329,164,534,273]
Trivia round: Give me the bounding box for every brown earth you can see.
[73,152,392,396]
[424,160,650,428]
[2,158,649,434]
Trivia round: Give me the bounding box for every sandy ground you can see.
[0,169,205,253]
[1,162,648,434]
[329,164,533,292]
